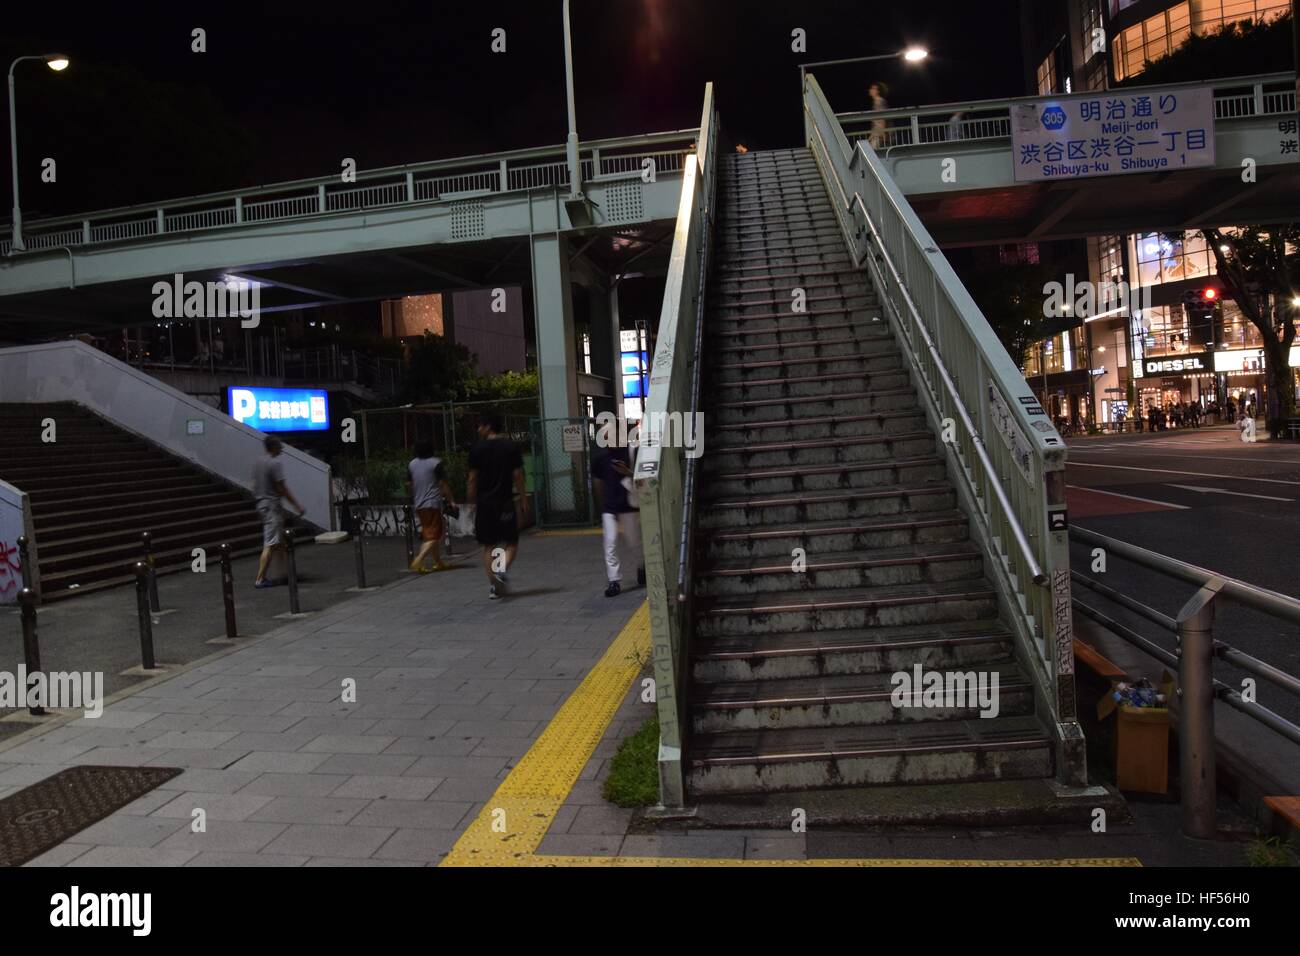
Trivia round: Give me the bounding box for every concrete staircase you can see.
[0,402,263,601]
[684,149,1054,796]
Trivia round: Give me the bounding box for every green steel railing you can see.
[634,83,718,810]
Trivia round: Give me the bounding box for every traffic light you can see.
[1182,288,1219,347]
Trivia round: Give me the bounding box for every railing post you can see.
[156,209,165,234]
[81,220,90,244]
[235,196,243,224]
[219,543,238,639]
[16,534,33,594]
[499,159,509,192]
[591,147,602,177]
[1253,82,1265,116]
[403,505,416,566]
[406,171,415,202]
[285,528,301,614]
[352,507,368,589]
[141,531,160,612]
[910,114,921,145]
[1176,577,1224,840]
[18,588,45,716]
[134,562,157,670]
[318,184,327,212]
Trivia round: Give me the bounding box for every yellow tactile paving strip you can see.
[440,601,1141,868]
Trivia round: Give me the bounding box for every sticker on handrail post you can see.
[986,385,1034,483]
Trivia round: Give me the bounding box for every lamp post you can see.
[562,0,581,198]
[7,53,69,254]
[799,47,929,96]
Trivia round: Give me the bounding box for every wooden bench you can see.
[1264,796,1300,833]
[1073,638,1128,680]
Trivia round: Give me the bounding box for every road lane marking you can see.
[1067,485,1188,509]
[1074,451,1300,466]
[1167,484,1295,503]
[1068,461,1300,487]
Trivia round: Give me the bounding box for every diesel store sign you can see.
[1141,352,1211,376]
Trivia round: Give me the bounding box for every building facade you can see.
[1017,0,1296,427]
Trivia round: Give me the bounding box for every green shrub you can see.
[602,715,660,808]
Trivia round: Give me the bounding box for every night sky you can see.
[4,0,1024,218]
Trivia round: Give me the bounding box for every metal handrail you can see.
[1072,526,1300,624]
[1069,527,1300,836]
[674,104,719,606]
[848,185,1046,587]
[837,70,1297,136]
[0,129,698,257]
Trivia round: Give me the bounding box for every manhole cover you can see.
[0,765,182,867]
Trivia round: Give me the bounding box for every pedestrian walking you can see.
[466,412,528,600]
[591,442,644,598]
[252,437,305,588]
[407,440,456,573]
[868,82,890,149]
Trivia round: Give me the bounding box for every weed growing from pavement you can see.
[603,714,659,808]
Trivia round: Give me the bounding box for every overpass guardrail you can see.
[835,71,1297,152]
[0,130,700,257]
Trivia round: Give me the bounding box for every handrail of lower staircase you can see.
[675,107,719,606]
[848,188,1046,587]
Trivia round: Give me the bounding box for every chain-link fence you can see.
[333,397,539,534]
[529,417,597,528]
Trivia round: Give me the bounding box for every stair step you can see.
[705,430,936,471]
[701,511,970,560]
[695,542,984,596]
[709,410,927,447]
[685,716,1054,794]
[690,665,1035,733]
[692,619,1013,682]
[696,580,1000,637]
[703,455,947,498]
[713,387,917,423]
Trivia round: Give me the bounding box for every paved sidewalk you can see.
[1,532,642,866]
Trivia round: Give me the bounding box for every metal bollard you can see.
[219,544,238,639]
[18,588,45,716]
[403,505,415,566]
[352,508,368,589]
[134,561,157,670]
[1176,578,1224,840]
[141,531,160,612]
[16,535,33,593]
[285,528,301,614]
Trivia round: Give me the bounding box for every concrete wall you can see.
[0,341,333,530]
[0,479,37,605]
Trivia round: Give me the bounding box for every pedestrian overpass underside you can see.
[837,72,1300,246]
[0,132,697,332]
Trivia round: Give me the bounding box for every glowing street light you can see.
[7,53,71,253]
[903,47,930,62]
[799,46,932,94]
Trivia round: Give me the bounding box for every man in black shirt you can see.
[467,412,528,599]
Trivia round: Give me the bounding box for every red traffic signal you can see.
[1202,288,1218,302]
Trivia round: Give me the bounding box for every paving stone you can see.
[185,851,310,867]
[567,804,635,836]
[262,824,395,859]
[159,820,290,853]
[401,755,512,779]
[152,791,275,822]
[73,814,189,848]
[535,833,623,857]
[372,828,461,863]
[620,834,747,860]
[226,751,332,774]
[237,773,350,797]
[301,734,397,754]
[158,768,262,793]
[349,799,473,830]
[331,775,441,801]
[24,842,93,867]
[67,846,200,867]
[248,796,371,825]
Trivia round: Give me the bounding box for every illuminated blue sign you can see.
[228,387,330,433]
[620,351,649,399]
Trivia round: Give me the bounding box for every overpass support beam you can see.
[530,233,580,422]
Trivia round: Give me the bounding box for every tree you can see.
[400,331,481,404]
[1201,227,1299,434]
[962,260,1079,369]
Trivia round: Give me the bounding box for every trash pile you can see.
[1111,677,1167,709]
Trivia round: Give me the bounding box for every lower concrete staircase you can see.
[685,149,1054,796]
[0,402,263,601]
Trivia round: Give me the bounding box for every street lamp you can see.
[799,47,931,94]
[8,53,70,253]
[562,0,580,199]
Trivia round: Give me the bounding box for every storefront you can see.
[1133,350,1216,414]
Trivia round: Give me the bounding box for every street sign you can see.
[561,423,585,452]
[1012,86,1215,183]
